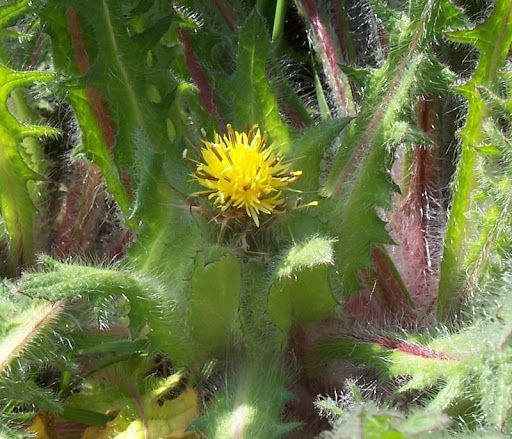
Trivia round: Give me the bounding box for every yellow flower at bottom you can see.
[194,125,301,227]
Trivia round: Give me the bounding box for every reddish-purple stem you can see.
[53,9,132,258]
[344,249,416,327]
[67,8,117,147]
[178,30,225,126]
[388,96,441,314]
[213,0,237,31]
[358,333,450,360]
[332,1,350,62]
[371,247,416,319]
[300,0,353,116]
[53,162,103,256]
[344,292,386,326]
[106,229,133,262]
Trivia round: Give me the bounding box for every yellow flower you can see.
[193,125,302,227]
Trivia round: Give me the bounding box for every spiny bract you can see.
[193,125,302,226]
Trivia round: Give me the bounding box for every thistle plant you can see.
[0,0,512,438]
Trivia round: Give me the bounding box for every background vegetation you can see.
[0,0,511,437]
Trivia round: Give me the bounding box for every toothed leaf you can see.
[321,0,467,295]
[0,2,57,269]
[438,0,512,319]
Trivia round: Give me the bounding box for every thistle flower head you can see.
[193,125,302,227]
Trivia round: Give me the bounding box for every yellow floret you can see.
[194,125,301,226]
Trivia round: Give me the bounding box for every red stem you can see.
[106,229,133,262]
[393,96,441,310]
[53,162,103,256]
[177,29,225,126]
[213,0,237,31]
[371,247,416,319]
[66,8,116,148]
[332,1,350,62]
[300,0,353,116]
[358,333,450,360]
[53,9,130,257]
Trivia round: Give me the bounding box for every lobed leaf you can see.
[0,1,58,270]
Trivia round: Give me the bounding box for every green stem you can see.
[271,0,287,43]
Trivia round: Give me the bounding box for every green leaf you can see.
[479,353,512,429]
[66,88,131,214]
[438,0,512,320]
[0,423,30,439]
[309,335,466,387]
[0,300,66,373]
[314,67,332,120]
[290,117,352,192]
[188,250,241,348]
[41,0,174,219]
[224,12,291,153]
[368,0,402,35]
[196,349,295,439]
[268,236,336,332]
[61,407,113,427]
[317,396,449,439]
[396,411,451,435]
[268,265,336,332]
[0,1,57,270]
[339,64,375,89]
[18,259,200,365]
[33,2,139,256]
